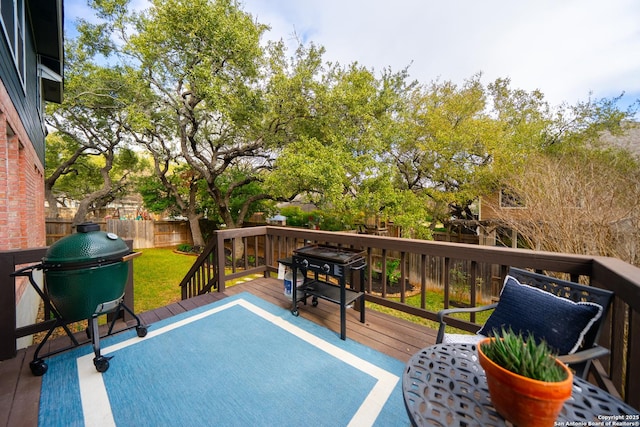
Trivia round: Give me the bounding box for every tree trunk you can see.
[187,213,205,247]
[72,200,92,227]
[72,175,114,226]
[45,187,59,218]
[232,237,245,261]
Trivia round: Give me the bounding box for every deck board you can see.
[0,277,435,427]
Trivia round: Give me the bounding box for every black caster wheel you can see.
[312,297,319,307]
[291,309,299,317]
[94,356,110,373]
[30,359,48,376]
[136,325,148,337]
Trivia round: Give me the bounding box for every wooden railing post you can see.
[627,310,640,409]
[123,239,135,317]
[0,252,17,360]
[443,257,450,309]
[109,239,135,323]
[216,231,227,292]
[264,232,273,278]
[0,247,48,361]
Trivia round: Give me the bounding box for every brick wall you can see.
[0,80,46,303]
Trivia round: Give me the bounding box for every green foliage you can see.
[126,0,271,229]
[481,328,567,382]
[544,94,637,150]
[137,174,178,215]
[59,0,639,243]
[263,57,407,223]
[317,211,355,231]
[176,243,192,252]
[374,259,401,285]
[277,207,355,231]
[45,133,102,201]
[450,267,470,302]
[390,75,549,224]
[278,206,307,227]
[44,33,151,222]
[45,131,146,220]
[211,167,278,226]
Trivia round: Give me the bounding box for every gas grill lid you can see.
[43,222,131,270]
[293,244,366,264]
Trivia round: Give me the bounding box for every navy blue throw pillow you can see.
[478,276,603,354]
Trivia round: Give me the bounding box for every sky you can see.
[64,0,640,113]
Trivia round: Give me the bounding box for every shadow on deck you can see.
[1,276,436,427]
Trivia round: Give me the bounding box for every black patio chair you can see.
[436,267,614,379]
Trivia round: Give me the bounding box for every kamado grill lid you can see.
[43,222,130,268]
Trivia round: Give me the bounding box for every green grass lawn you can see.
[132,247,264,313]
[132,248,196,313]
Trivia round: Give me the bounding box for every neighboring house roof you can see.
[29,0,64,103]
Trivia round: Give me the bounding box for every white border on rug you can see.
[76,298,399,427]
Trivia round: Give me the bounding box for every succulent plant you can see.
[480,327,568,382]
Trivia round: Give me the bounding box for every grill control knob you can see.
[300,259,309,268]
[322,263,330,273]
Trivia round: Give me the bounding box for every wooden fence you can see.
[45,218,104,245]
[45,219,192,249]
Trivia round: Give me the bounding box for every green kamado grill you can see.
[43,222,133,321]
[11,222,147,376]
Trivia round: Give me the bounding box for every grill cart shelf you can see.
[291,245,366,340]
[297,280,363,306]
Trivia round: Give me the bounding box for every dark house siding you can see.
[0,14,44,164]
[0,0,63,166]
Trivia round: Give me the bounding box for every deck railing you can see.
[179,226,640,410]
[2,227,639,409]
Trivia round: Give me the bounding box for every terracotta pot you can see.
[477,337,573,427]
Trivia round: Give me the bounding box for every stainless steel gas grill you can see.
[291,245,366,340]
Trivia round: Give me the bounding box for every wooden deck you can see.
[0,277,436,427]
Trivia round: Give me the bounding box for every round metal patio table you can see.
[402,343,639,426]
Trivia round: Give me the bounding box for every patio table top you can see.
[402,343,639,426]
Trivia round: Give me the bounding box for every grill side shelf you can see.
[298,280,363,305]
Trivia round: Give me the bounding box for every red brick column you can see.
[0,113,6,239]
[0,81,46,252]
[0,81,46,308]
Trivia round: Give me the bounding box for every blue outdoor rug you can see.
[39,292,410,426]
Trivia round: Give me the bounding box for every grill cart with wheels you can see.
[291,245,366,340]
[11,222,148,375]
